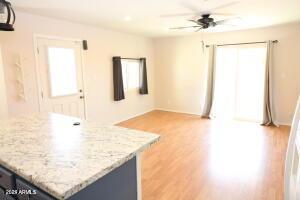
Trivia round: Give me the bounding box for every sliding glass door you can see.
[212,44,267,123]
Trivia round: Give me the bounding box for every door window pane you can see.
[47,47,78,97]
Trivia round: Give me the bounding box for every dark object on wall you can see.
[82,40,88,50]
[113,57,125,101]
[139,58,148,95]
[0,0,15,31]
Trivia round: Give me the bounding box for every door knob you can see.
[80,96,84,99]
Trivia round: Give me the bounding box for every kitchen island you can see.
[0,113,160,200]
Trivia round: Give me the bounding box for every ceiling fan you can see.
[163,1,240,31]
[170,14,237,31]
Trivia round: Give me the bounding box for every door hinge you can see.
[41,91,44,98]
[37,47,40,54]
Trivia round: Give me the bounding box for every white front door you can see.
[36,38,86,118]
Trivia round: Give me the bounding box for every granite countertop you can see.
[0,113,160,199]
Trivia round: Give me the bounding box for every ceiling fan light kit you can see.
[0,0,16,31]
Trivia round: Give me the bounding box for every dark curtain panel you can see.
[113,57,125,101]
[139,58,148,95]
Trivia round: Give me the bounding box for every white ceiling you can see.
[11,0,300,37]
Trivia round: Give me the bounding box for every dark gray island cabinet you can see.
[0,164,55,200]
[0,113,160,200]
[0,157,138,200]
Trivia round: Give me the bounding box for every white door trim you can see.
[0,46,8,118]
[33,34,88,119]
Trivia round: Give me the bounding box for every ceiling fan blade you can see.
[160,1,239,18]
[206,12,236,16]
[181,1,202,13]
[195,27,203,32]
[161,12,235,18]
[188,19,200,24]
[160,13,198,18]
[169,25,202,30]
[181,2,235,16]
[215,17,242,25]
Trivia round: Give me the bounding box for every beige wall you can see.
[1,11,299,125]
[154,23,300,125]
[0,47,8,119]
[0,11,155,124]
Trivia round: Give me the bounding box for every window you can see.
[234,46,267,122]
[47,47,78,97]
[121,59,140,91]
[212,44,267,123]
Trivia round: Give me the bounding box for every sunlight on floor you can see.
[209,120,265,181]
[120,111,289,199]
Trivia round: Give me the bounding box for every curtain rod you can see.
[205,40,278,48]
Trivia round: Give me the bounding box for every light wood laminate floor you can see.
[117,110,290,200]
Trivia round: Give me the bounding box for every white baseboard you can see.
[155,108,292,126]
[275,121,292,126]
[154,107,202,116]
[112,107,292,127]
[112,108,155,125]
